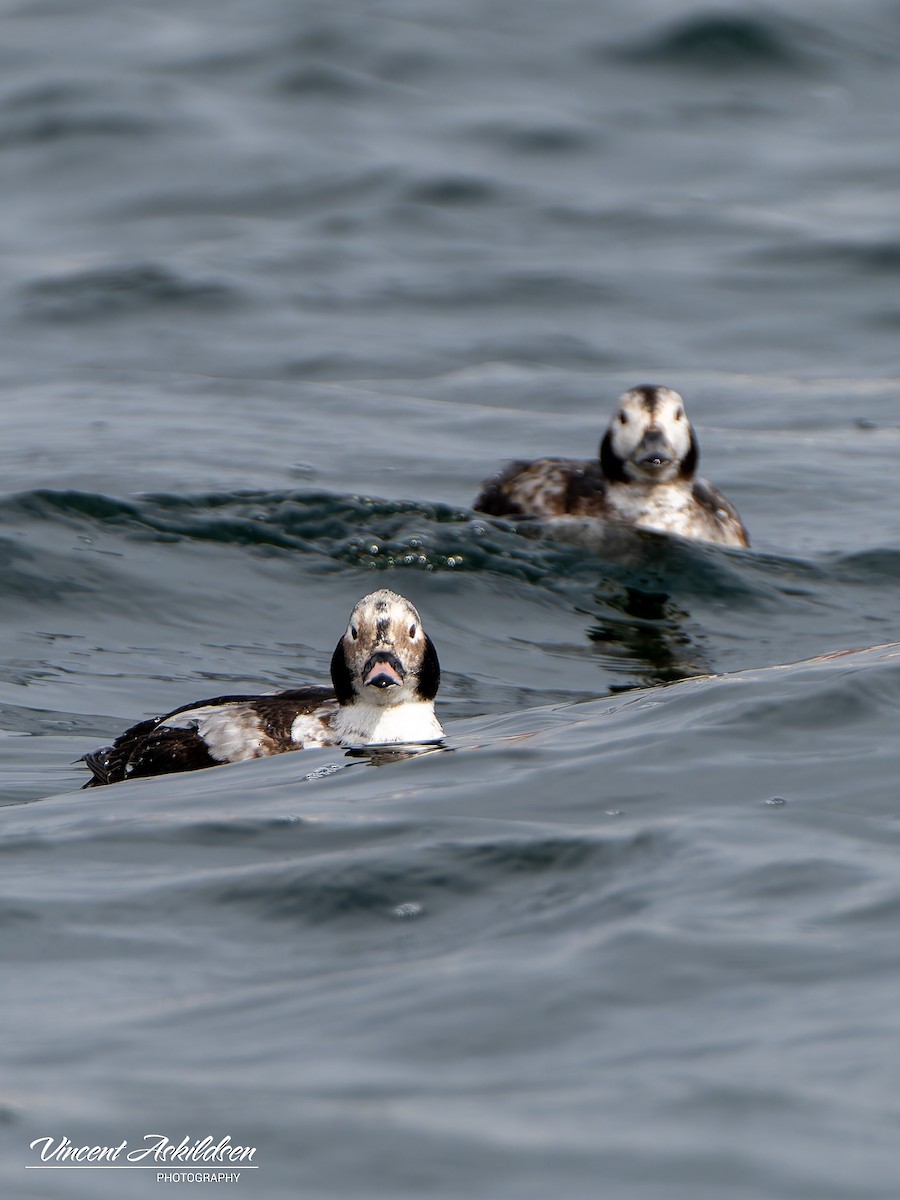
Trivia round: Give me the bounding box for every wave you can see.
[4,487,899,701]
[1,486,766,588]
[4,483,894,615]
[607,13,819,73]
[19,264,240,322]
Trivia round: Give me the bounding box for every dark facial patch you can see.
[416,634,441,701]
[330,638,355,704]
[678,427,700,479]
[376,615,390,642]
[599,429,628,482]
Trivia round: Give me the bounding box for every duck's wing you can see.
[474,457,599,517]
[81,685,337,787]
[691,478,750,547]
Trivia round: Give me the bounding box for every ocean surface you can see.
[3,1,900,1196]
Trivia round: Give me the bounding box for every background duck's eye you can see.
[618,412,628,425]
[409,623,417,639]
[350,625,359,640]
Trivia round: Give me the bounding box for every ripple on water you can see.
[19,264,240,322]
[608,13,819,73]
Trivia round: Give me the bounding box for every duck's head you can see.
[330,590,441,708]
[600,385,698,485]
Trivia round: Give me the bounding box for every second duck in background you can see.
[474,385,749,548]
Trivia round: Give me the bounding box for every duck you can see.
[81,589,443,786]
[474,385,749,547]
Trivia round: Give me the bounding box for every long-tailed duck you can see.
[81,589,443,786]
[474,385,749,547]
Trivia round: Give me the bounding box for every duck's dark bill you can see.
[363,652,405,688]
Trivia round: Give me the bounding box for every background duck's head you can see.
[600,385,698,485]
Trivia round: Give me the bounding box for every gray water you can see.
[3,1,900,1197]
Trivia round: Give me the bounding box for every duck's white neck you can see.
[331,699,443,747]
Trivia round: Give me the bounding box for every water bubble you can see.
[392,902,423,919]
[304,763,344,781]
[765,796,786,806]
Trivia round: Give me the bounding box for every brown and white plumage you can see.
[475,385,749,548]
[81,590,443,787]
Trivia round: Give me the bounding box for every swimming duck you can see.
[474,385,749,547]
[81,589,443,786]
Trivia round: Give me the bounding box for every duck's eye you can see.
[674,409,683,421]
[409,623,417,639]
[350,625,359,641]
[618,412,628,425]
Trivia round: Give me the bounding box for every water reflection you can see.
[581,584,711,691]
[344,742,449,766]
